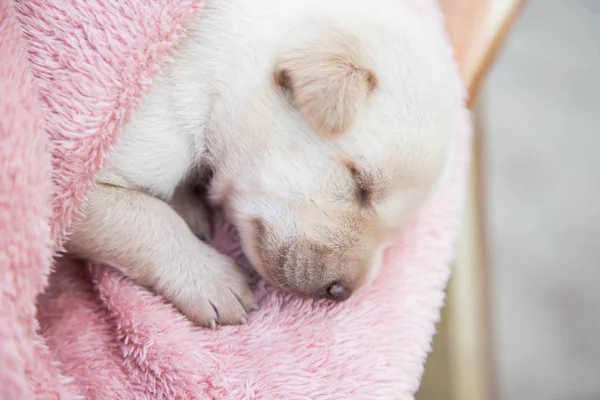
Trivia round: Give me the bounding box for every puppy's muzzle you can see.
[253,219,367,301]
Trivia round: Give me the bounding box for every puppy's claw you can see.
[209,300,219,319]
[231,288,258,314]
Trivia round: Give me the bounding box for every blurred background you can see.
[486,1,600,399]
[418,1,600,399]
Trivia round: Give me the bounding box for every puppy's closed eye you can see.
[349,166,372,207]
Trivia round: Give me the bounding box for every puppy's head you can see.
[208,12,461,301]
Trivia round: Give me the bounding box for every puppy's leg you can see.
[171,184,212,242]
[67,183,256,327]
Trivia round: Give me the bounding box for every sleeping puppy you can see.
[66,0,462,327]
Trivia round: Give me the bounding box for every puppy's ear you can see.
[274,38,378,136]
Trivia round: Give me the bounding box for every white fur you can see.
[68,0,462,327]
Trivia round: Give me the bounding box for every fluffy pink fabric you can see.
[0,0,470,398]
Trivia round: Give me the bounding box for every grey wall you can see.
[485,1,600,399]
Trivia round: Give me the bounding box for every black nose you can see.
[322,281,351,302]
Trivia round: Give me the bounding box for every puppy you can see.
[66,0,462,327]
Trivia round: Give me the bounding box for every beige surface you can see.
[485,1,600,399]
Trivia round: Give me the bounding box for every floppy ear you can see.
[273,38,378,136]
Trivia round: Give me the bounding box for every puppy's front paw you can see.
[162,253,257,328]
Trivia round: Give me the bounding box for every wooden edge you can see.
[473,104,500,400]
[446,106,493,400]
[440,0,491,85]
[444,3,528,400]
[467,0,527,106]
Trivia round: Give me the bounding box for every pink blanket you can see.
[0,0,470,398]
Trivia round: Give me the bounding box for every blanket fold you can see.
[0,0,470,398]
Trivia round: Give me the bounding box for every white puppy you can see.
[66,0,462,327]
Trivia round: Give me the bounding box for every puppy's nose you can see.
[322,281,351,302]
